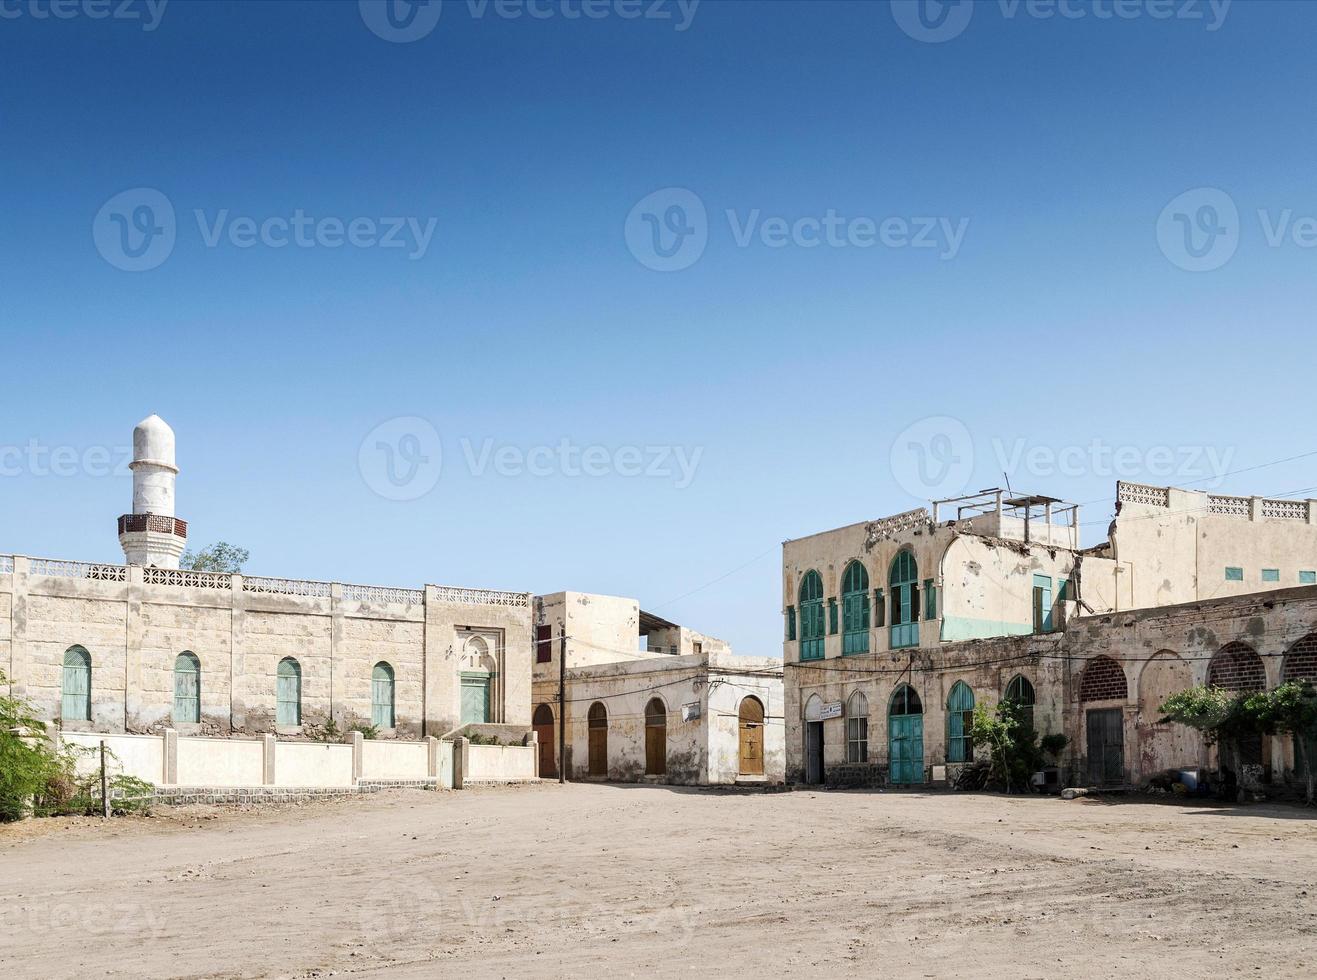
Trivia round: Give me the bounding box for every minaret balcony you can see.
[117,514,188,538]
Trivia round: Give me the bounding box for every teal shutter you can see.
[799,570,825,660]
[276,658,302,726]
[923,579,936,621]
[946,681,974,763]
[173,652,200,723]
[61,647,91,721]
[1033,575,1053,632]
[787,605,796,640]
[841,561,871,655]
[371,662,395,728]
[828,599,838,635]
[889,552,920,649]
[461,674,491,724]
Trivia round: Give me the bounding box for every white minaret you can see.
[118,414,187,568]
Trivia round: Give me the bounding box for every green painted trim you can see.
[461,671,498,680]
[940,615,1034,642]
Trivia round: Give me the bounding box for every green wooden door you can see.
[174,652,200,723]
[889,714,924,785]
[62,647,91,721]
[461,674,491,724]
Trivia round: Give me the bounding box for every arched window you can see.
[946,681,975,763]
[645,698,667,776]
[889,684,923,716]
[1079,656,1128,702]
[1208,641,1267,693]
[846,690,868,763]
[1283,633,1317,685]
[173,652,200,724]
[276,657,302,727]
[61,646,91,721]
[841,561,870,655]
[889,550,919,649]
[1004,675,1036,731]
[371,662,396,728]
[799,570,825,661]
[588,701,608,777]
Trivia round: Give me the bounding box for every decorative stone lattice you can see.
[341,584,425,605]
[0,556,12,574]
[1262,498,1308,521]
[1079,656,1129,702]
[242,576,332,598]
[29,558,128,582]
[143,567,232,590]
[1207,642,1267,693]
[1208,494,1250,517]
[864,508,930,544]
[1282,634,1317,685]
[432,586,531,607]
[1116,482,1169,508]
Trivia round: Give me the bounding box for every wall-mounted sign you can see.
[818,700,844,721]
[682,702,702,722]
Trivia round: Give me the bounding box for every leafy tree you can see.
[181,542,249,573]
[0,670,63,821]
[1159,686,1263,803]
[1246,682,1317,806]
[969,700,1042,793]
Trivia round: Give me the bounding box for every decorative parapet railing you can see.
[1208,494,1250,517]
[29,558,128,582]
[0,556,12,574]
[341,583,426,605]
[142,567,232,590]
[865,507,930,544]
[431,586,532,608]
[242,576,332,598]
[1261,498,1309,521]
[117,513,188,538]
[1116,481,1169,508]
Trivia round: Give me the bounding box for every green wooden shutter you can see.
[276,658,302,726]
[371,662,395,728]
[174,652,200,724]
[787,605,796,640]
[62,647,91,721]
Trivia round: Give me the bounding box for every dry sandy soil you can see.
[1,783,1315,979]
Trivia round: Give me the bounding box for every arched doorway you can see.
[1080,655,1128,786]
[1282,633,1317,775]
[587,701,608,778]
[803,694,825,784]
[888,684,924,785]
[739,697,765,775]
[533,703,557,778]
[1137,651,1196,779]
[1208,642,1268,768]
[645,698,667,776]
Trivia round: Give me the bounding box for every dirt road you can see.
[1,783,1314,978]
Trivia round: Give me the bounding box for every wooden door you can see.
[645,699,667,776]
[805,721,824,784]
[889,714,925,785]
[532,704,556,778]
[739,697,764,775]
[588,702,608,777]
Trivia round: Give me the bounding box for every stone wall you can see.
[0,558,532,740]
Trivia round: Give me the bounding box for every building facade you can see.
[532,591,785,784]
[782,482,1317,789]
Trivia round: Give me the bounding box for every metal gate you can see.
[1086,708,1125,785]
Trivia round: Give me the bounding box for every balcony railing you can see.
[117,514,188,538]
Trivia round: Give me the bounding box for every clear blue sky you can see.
[3,0,1316,657]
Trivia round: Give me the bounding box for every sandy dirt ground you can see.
[1,783,1315,979]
